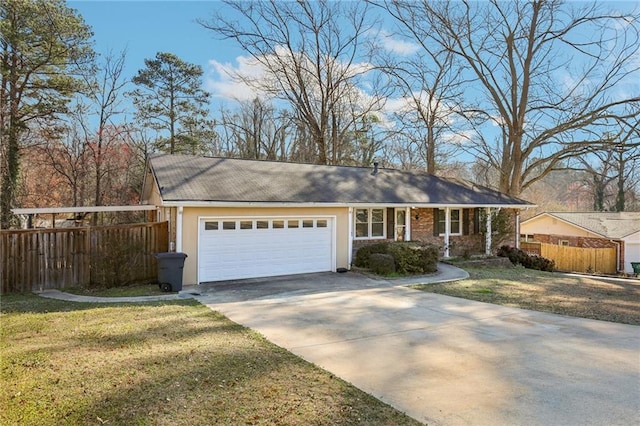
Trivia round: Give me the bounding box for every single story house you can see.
[520,212,640,274]
[142,154,534,284]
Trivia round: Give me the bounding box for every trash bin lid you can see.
[154,252,188,259]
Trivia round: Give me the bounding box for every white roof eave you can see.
[156,200,536,209]
[12,205,159,215]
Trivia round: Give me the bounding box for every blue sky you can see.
[70,0,253,106]
[68,0,639,163]
[69,0,639,103]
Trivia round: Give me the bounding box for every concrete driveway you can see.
[195,267,640,425]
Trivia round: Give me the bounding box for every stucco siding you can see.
[521,216,598,238]
[180,206,350,284]
[143,170,163,206]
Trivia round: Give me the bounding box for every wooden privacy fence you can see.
[521,242,617,274]
[1,222,168,294]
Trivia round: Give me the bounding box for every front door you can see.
[395,209,407,241]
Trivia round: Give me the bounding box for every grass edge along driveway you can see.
[0,295,421,426]
[412,266,640,325]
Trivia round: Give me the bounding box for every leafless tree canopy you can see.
[380,0,640,196]
[199,0,389,165]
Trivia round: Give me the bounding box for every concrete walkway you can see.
[37,289,197,303]
[36,263,466,304]
[37,265,640,425]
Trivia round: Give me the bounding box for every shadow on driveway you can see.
[195,265,640,425]
[194,263,468,303]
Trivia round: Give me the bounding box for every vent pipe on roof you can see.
[372,161,379,176]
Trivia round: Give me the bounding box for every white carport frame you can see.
[11,205,159,229]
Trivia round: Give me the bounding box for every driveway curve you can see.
[196,266,640,425]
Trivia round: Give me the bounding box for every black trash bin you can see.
[154,252,188,292]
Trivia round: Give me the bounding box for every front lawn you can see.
[0,295,420,425]
[412,266,640,325]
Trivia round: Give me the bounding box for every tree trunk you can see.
[0,122,20,228]
[1,50,21,229]
[616,151,626,212]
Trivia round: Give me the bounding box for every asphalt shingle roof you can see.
[148,154,534,207]
[542,212,640,239]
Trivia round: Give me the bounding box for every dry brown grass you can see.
[413,267,640,325]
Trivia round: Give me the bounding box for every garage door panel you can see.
[198,217,334,283]
[626,243,640,273]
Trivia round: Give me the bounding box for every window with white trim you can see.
[355,208,385,239]
[438,209,461,235]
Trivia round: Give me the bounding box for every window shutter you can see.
[473,208,480,234]
[387,208,395,239]
[463,209,470,235]
[433,208,439,236]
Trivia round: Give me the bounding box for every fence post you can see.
[83,226,91,287]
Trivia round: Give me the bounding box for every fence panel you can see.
[1,222,168,293]
[520,242,541,256]
[89,222,168,287]
[539,243,617,274]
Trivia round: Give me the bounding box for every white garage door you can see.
[198,217,334,283]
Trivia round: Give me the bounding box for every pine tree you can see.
[129,52,211,155]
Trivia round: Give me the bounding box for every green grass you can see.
[0,294,421,426]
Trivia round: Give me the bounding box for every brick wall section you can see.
[352,208,520,261]
[410,208,435,241]
[534,234,618,249]
[410,208,483,256]
[495,208,518,248]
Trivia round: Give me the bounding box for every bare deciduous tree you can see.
[218,98,292,161]
[200,0,388,165]
[82,51,128,209]
[38,120,91,207]
[374,6,469,174]
[380,0,640,196]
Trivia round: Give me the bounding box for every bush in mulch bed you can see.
[355,241,439,275]
[497,245,555,272]
[369,253,396,275]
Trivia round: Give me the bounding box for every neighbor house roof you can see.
[146,154,534,208]
[523,212,640,239]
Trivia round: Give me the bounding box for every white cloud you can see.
[382,91,459,127]
[205,55,268,101]
[441,130,476,146]
[488,114,506,127]
[205,48,380,113]
[379,30,420,56]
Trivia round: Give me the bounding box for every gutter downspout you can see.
[176,206,183,252]
[348,207,354,268]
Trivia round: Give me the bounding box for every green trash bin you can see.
[154,252,188,292]
[631,262,640,276]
